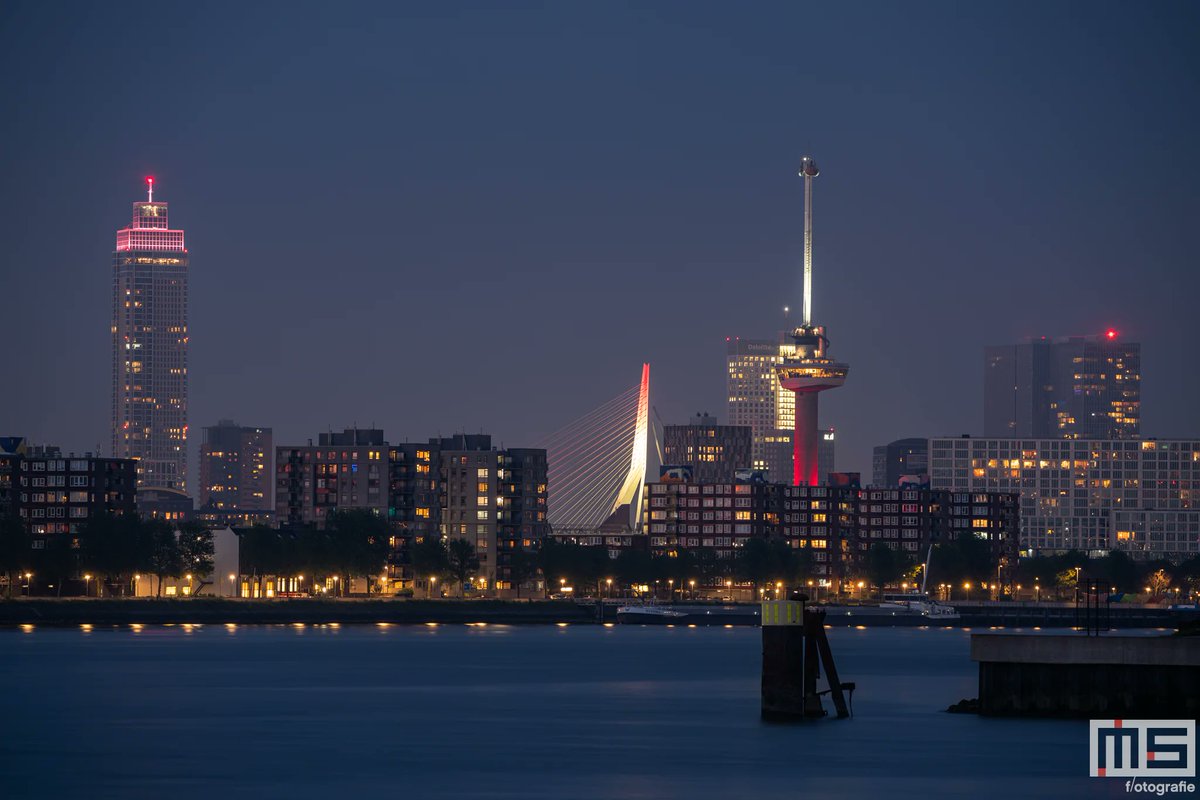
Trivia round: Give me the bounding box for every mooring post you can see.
[802,606,824,717]
[760,598,806,720]
[811,609,850,719]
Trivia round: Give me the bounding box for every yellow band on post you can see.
[761,600,803,626]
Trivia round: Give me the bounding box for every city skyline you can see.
[3,2,1198,479]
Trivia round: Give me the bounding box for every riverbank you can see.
[0,598,597,626]
[2,598,1191,629]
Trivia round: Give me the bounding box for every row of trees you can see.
[403,537,817,600]
[6,506,1198,601]
[238,510,391,593]
[1011,549,1200,598]
[0,512,213,597]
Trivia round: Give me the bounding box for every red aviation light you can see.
[1106,329,1118,340]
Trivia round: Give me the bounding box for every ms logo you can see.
[1090,720,1196,778]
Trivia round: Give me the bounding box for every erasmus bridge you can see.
[540,363,652,534]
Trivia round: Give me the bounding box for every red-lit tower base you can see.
[792,391,821,486]
[777,326,848,487]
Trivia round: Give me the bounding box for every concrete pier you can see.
[971,632,1200,718]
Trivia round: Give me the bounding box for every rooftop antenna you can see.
[146,176,154,203]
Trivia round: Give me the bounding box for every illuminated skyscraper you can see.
[111,177,189,490]
[984,332,1140,439]
[726,336,793,481]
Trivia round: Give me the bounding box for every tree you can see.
[1147,568,1171,599]
[507,548,539,599]
[411,536,450,597]
[1055,568,1079,599]
[240,524,291,581]
[33,533,77,598]
[1176,556,1200,599]
[177,522,215,589]
[0,513,30,599]
[1096,549,1138,594]
[79,513,153,596]
[766,539,807,588]
[613,549,654,596]
[148,520,184,597]
[864,543,907,599]
[446,538,479,597]
[735,538,774,598]
[577,546,613,597]
[538,539,575,596]
[327,510,390,594]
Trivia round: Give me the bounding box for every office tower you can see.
[776,156,849,485]
[198,420,274,511]
[727,336,795,482]
[984,332,1140,439]
[111,177,189,490]
[662,414,752,483]
[872,438,929,487]
[929,437,1200,558]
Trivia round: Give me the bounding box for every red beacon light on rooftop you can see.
[1105,329,1118,340]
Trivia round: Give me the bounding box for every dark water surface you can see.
[2,624,1109,799]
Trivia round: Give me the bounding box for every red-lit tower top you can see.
[115,176,186,252]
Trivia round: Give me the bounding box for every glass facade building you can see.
[984,334,1140,440]
[930,437,1200,557]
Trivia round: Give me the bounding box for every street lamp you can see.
[430,576,437,599]
[84,574,92,598]
[605,577,613,600]
[963,581,971,602]
[689,579,696,600]
[726,579,733,601]
[228,573,236,598]
[668,578,675,602]
[24,572,32,597]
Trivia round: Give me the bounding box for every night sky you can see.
[2,1,1197,478]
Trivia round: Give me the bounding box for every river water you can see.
[1,623,1116,799]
